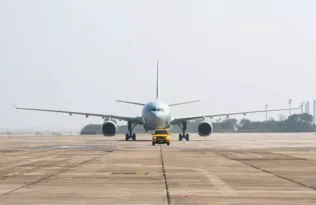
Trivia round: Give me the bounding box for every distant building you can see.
[305,101,310,114]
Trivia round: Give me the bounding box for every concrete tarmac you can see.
[1,133,316,204]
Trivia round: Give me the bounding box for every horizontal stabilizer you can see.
[169,100,201,106]
[115,100,145,106]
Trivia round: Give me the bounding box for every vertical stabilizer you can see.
[156,60,160,99]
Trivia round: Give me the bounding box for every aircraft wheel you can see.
[125,133,129,141]
[167,142,170,146]
[179,134,182,141]
[185,134,189,141]
[132,133,136,141]
[152,142,155,146]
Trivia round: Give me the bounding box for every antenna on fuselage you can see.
[156,60,160,99]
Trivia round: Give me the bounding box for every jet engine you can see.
[101,121,117,136]
[197,121,213,136]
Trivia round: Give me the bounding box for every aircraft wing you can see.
[13,104,143,124]
[171,107,299,125]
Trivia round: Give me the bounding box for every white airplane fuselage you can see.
[141,99,172,130]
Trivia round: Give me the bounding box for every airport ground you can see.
[1,133,316,205]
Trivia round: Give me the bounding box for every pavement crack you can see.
[160,146,170,205]
[214,151,316,192]
[0,152,108,197]
[237,159,316,192]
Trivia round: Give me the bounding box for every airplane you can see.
[13,61,299,141]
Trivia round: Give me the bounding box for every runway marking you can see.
[115,164,237,196]
[195,169,235,193]
[230,152,244,158]
[162,166,237,196]
[245,152,263,158]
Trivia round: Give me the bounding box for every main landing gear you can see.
[178,121,189,141]
[125,121,137,141]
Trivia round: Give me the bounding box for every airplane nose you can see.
[150,111,161,123]
[146,111,166,128]
[152,111,164,119]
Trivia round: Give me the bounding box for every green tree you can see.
[80,113,316,135]
[300,113,313,123]
[239,118,251,127]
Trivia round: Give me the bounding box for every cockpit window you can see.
[151,108,164,111]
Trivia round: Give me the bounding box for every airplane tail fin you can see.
[156,60,159,99]
[115,60,160,106]
[169,100,201,106]
[115,100,145,106]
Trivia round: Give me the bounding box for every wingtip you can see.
[12,102,17,109]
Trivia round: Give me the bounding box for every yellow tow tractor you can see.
[152,128,171,146]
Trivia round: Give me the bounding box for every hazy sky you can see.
[1,0,315,131]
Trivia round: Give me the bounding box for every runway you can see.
[1,133,316,204]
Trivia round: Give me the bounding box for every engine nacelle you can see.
[101,121,117,136]
[197,121,213,136]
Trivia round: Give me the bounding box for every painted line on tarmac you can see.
[114,163,237,196]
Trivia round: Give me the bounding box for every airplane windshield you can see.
[151,108,164,111]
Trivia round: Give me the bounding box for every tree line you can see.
[80,113,316,135]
